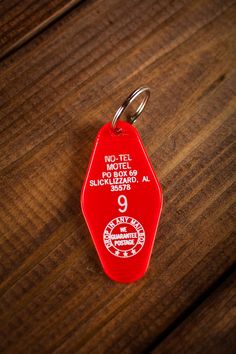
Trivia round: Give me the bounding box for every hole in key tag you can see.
[81,87,163,283]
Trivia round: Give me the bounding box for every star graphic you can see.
[115,250,120,256]
[123,251,128,257]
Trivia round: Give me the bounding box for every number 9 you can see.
[118,195,128,213]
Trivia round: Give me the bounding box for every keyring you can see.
[112,86,150,130]
[81,84,163,283]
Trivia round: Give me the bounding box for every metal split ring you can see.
[112,86,150,130]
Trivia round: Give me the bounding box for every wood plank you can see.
[0,0,235,353]
[0,0,84,60]
[152,271,236,354]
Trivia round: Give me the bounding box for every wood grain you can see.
[152,272,236,354]
[0,0,84,60]
[0,0,235,353]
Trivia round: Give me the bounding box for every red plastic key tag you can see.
[81,87,163,283]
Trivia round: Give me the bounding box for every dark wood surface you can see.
[0,0,235,353]
[0,0,83,60]
[153,273,236,354]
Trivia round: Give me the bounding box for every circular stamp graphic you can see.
[103,216,145,258]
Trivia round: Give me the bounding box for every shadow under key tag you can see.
[81,87,163,283]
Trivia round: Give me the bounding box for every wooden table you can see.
[0,0,235,353]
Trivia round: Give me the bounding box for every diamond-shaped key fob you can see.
[81,87,163,283]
